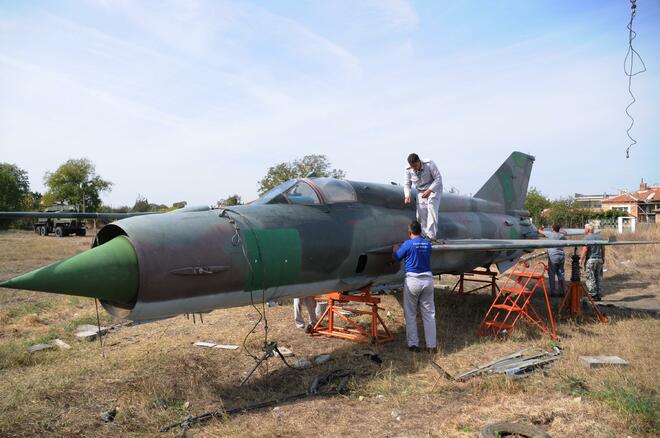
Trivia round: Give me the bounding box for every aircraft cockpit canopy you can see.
[255,178,357,205]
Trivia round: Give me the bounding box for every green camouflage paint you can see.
[244,228,302,291]
[0,235,138,303]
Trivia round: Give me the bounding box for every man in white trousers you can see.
[393,221,437,353]
[293,296,319,332]
[404,153,443,239]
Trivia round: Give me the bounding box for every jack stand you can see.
[312,287,393,345]
[559,249,608,323]
[239,341,290,387]
[450,268,500,297]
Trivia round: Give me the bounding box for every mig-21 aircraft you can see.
[0,152,656,321]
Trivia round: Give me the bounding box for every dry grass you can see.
[0,229,658,437]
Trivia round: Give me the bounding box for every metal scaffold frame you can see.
[311,287,393,345]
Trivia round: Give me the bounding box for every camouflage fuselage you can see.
[97,181,535,320]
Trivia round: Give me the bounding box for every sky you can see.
[1,0,659,207]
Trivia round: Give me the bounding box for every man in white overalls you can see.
[404,153,443,239]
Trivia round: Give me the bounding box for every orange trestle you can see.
[311,287,393,345]
[450,268,500,297]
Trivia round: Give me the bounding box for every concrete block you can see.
[579,356,628,368]
[314,354,332,365]
[278,346,294,357]
[28,343,54,353]
[52,339,71,350]
[193,341,217,348]
[74,324,109,341]
[193,341,239,350]
[214,344,239,350]
[292,358,312,369]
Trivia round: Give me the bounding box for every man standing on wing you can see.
[393,220,437,353]
[404,153,443,239]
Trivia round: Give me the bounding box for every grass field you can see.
[0,229,658,437]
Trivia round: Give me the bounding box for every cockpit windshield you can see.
[311,178,357,203]
[254,180,320,205]
[254,180,298,205]
[254,177,356,205]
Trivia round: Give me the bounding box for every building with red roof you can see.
[602,180,660,223]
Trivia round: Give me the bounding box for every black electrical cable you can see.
[624,0,646,159]
[220,209,270,361]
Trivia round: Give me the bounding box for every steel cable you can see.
[624,0,646,158]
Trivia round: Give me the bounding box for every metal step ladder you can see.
[479,261,558,341]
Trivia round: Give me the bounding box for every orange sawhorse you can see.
[450,268,500,297]
[479,261,558,341]
[311,287,393,345]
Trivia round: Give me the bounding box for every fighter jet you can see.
[0,152,655,321]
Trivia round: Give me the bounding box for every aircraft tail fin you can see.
[474,151,534,213]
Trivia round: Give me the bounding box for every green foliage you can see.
[43,158,112,212]
[524,187,551,224]
[525,188,629,228]
[0,341,35,370]
[560,376,658,435]
[171,201,187,209]
[6,301,53,320]
[0,163,32,229]
[101,204,130,213]
[131,194,151,212]
[543,197,628,228]
[257,154,346,194]
[130,194,168,212]
[217,194,242,206]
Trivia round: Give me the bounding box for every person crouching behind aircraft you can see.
[404,153,443,240]
[393,221,437,353]
[581,223,605,301]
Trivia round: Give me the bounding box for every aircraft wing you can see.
[368,238,659,254]
[0,211,159,220]
[430,238,659,252]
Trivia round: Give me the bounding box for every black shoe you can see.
[426,347,438,354]
[408,345,420,352]
[591,294,603,302]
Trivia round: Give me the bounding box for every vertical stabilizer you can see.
[474,151,534,212]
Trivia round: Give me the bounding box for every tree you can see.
[131,194,151,212]
[524,187,551,225]
[0,163,31,229]
[0,163,30,210]
[43,159,112,212]
[257,155,346,194]
[217,195,242,206]
[172,201,188,210]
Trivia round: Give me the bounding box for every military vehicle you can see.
[0,152,657,321]
[34,204,87,237]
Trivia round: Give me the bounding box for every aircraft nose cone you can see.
[0,236,138,304]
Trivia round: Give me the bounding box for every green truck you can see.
[34,205,87,237]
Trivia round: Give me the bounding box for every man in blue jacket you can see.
[393,221,437,353]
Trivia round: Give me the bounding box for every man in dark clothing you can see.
[580,223,605,300]
[539,224,566,297]
[393,221,436,353]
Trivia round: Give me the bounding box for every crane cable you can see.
[624,0,646,159]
